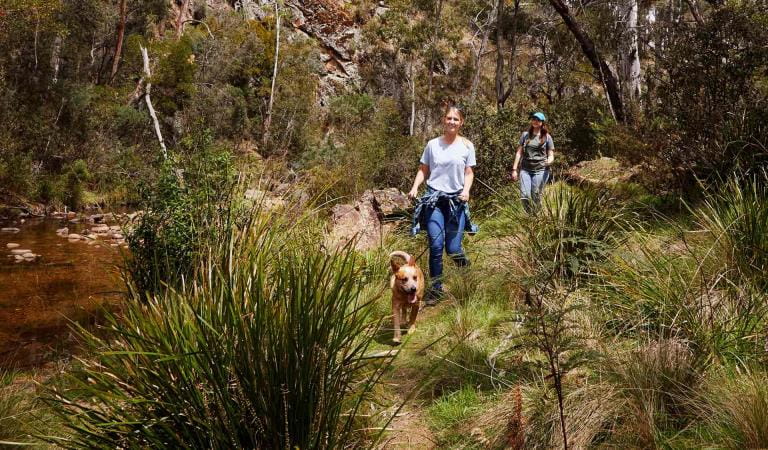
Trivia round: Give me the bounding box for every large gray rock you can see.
[326,188,409,251]
[372,188,410,216]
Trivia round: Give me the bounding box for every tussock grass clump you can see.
[502,183,631,281]
[695,173,768,291]
[695,370,768,448]
[46,208,390,449]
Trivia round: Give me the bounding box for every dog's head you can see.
[391,254,420,299]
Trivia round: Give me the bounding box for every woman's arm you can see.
[545,148,555,166]
[408,164,430,199]
[459,167,474,202]
[511,146,523,181]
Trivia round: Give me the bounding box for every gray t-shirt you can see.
[420,136,477,193]
[519,132,554,171]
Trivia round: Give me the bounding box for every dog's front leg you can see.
[392,301,402,344]
[407,304,419,334]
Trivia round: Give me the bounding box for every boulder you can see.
[22,252,35,259]
[56,227,69,235]
[372,188,410,216]
[6,243,20,249]
[67,234,83,240]
[326,188,409,252]
[10,249,31,255]
[565,157,640,186]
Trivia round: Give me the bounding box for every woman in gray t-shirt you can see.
[511,112,555,213]
[408,105,476,303]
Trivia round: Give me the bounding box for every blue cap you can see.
[531,112,546,121]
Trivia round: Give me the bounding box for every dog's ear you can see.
[390,259,401,274]
[408,255,416,266]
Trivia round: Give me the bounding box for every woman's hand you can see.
[408,187,419,200]
[458,191,470,202]
[511,169,519,181]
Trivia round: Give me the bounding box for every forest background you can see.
[2,0,768,448]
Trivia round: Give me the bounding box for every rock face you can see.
[326,188,410,251]
[285,0,361,101]
[206,0,363,103]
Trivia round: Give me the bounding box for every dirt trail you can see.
[375,301,448,449]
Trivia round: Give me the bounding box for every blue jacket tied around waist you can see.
[411,187,479,236]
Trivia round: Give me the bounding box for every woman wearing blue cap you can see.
[511,112,555,212]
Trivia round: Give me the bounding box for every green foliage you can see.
[126,136,235,294]
[696,370,768,448]
[517,183,630,280]
[63,159,90,210]
[46,208,390,449]
[302,96,421,197]
[647,3,768,186]
[695,173,768,291]
[463,106,528,197]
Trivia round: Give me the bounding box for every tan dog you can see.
[390,251,425,344]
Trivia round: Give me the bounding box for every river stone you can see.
[22,253,35,259]
[112,233,124,240]
[67,234,83,240]
[11,249,31,255]
[6,243,20,249]
[66,211,77,219]
[1,227,20,232]
[14,255,24,261]
[56,227,69,235]
[109,225,121,231]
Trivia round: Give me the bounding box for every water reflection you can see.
[0,218,123,368]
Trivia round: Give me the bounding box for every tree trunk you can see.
[408,57,416,136]
[422,0,444,133]
[683,0,704,25]
[50,35,62,84]
[494,0,505,111]
[175,0,190,40]
[547,0,625,122]
[140,45,168,159]
[626,0,641,101]
[500,0,521,107]
[110,0,127,83]
[469,6,494,102]
[263,0,281,145]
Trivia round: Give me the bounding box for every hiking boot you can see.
[424,288,444,306]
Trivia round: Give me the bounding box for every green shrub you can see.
[63,159,90,210]
[46,207,390,448]
[126,136,236,294]
[695,173,768,292]
[515,183,630,280]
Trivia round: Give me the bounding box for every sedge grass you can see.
[44,205,395,449]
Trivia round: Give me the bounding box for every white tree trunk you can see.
[408,58,416,136]
[140,45,167,159]
[263,0,281,144]
[50,35,62,84]
[627,0,641,100]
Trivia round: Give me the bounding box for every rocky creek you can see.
[0,215,127,368]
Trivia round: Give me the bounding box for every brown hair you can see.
[526,122,549,145]
[442,100,465,122]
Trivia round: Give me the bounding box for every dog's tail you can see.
[390,251,413,265]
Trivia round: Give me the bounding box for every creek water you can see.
[0,217,124,368]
